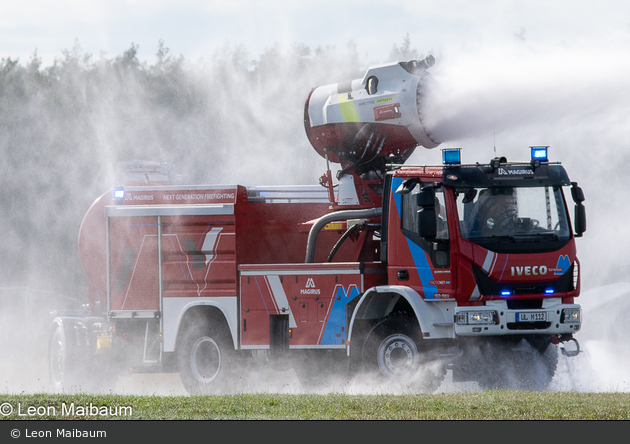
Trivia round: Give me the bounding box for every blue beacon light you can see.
[113,187,125,204]
[530,146,548,162]
[442,148,462,165]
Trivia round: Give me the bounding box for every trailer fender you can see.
[347,285,455,356]
[163,297,238,353]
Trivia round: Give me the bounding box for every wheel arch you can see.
[347,285,455,357]
[168,301,237,353]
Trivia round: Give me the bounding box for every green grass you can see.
[2,392,630,420]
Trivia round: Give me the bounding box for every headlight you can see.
[456,311,497,325]
[561,308,581,323]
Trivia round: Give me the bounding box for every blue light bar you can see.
[545,288,554,294]
[442,148,462,165]
[530,146,548,162]
[501,290,511,296]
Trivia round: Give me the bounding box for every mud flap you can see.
[269,314,290,360]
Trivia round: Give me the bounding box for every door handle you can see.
[397,269,409,281]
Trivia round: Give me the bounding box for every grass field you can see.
[1,391,629,420]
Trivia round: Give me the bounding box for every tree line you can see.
[0,36,422,297]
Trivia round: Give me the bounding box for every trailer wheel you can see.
[48,324,87,392]
[48,323,118,393]
[362,312,446,393]
[49,325,69,391]
[178,325,234,395]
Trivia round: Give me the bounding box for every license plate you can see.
[516,311,547,322]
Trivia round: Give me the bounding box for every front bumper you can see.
[453,302,581,336]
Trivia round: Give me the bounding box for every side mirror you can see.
[418,208,437,240]
[574,203,586,237]
[462,189,477,204]
[416,187,435,207]
[396,178,418,195]
[417,187,437,240]
[571,182,585,203]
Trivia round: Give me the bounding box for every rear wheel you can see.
[49,325,70,392]
[48,324,95,392]
[178,324,235,394]
[361,313,446,393]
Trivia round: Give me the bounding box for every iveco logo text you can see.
[511,265,548,276]
[301,278,320,295]
[498,168,534,175]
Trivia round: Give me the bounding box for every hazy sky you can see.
[1,0,628,66]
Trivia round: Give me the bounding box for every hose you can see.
[305,207,382,263]
[326,223,362,262]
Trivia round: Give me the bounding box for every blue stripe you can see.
[320,285,360,345]
[405,238,437,299]
[391,177,437,299]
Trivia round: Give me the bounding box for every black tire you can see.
[513,340,558,391]
[49,325,70,392]
[48,324,119,393]
[361,312,446,393]
[48,324,89,392]
[477,338,558,391]
[178,324,235,395]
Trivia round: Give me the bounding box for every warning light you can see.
[442,148,461,165]
[530,146,548,162]
[113,187,125,204]
[501,290,511,296]
[545,288,554,294]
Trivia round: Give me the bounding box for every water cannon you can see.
[304,56,440,179]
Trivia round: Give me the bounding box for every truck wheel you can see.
[477,338,558,391]
[513,339,558,391]
[49,325,69,391]
[178,325,234,395]
[49,323,118,393]
[48,324,86,392]
[362,312,446,393]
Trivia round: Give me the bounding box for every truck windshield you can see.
[456,186,571,244]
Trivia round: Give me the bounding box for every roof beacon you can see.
[442,148,462,165]
[531,146,549,162]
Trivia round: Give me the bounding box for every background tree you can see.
[0,37,417,299]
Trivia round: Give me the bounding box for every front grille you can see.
[511,285,545,295]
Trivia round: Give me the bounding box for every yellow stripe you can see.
[324,222,343,230]
[337,94,360,122]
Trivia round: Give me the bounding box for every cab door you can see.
[388,178,456,300]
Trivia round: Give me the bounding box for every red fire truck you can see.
[48,57,585,393]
